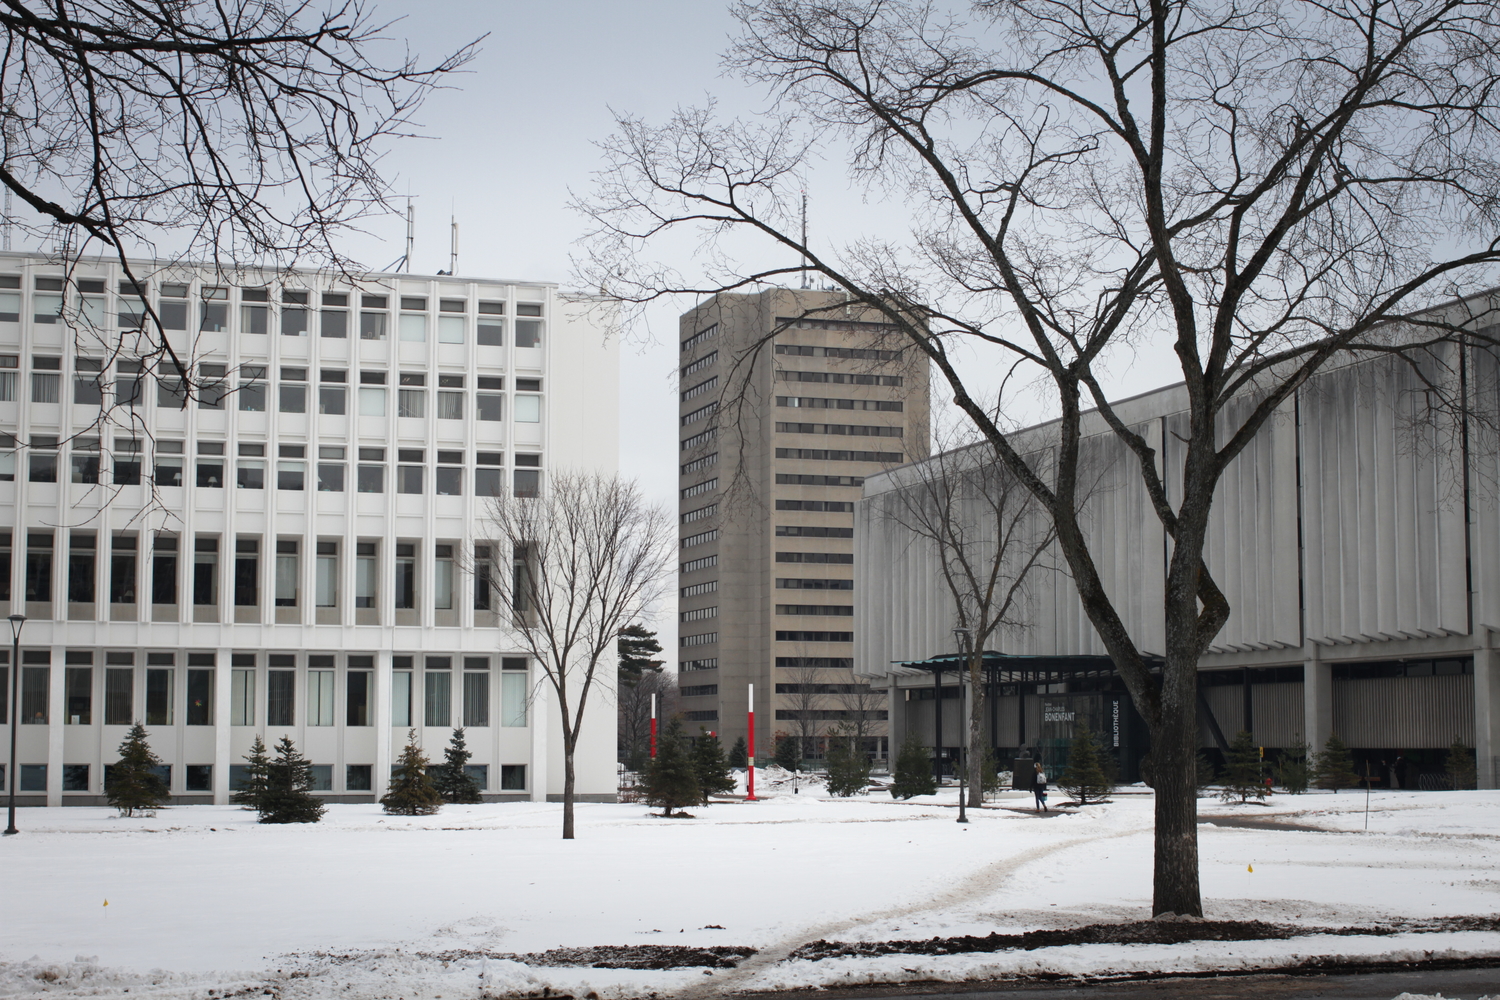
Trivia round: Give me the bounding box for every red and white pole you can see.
[746,682,757,801]
[649,693,657,759]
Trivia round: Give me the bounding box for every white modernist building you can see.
[0,250,619,806]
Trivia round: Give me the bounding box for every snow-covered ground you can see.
[2,781,1497,999]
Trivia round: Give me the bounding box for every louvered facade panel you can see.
[1199,686,1244,746]
[1252,683,1306,747]
[1332,674,1475,747]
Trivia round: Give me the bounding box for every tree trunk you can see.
[967,660,984,807]
[562,742,576,840]
[1150,707,1201,916]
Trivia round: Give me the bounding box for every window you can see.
[438,375,464,418]
[434,544,454,609]
[20,764,47,790]
[200,287,228,331]
[424,657,451,727]
[198,363,227,409]
[233,538,258,607]
[514,394,541,422]
[395,542,416,609]
[359,294,388,339]
[399,303,427,342]
[74,357,103,406]
[230,658,255,726]
[463,658,489,727]
[241,288,269,335]
[65,659,91,724]
[279,367,307,413]
[476,379,504,421]
[21,656,49,724]
[464,764,488,789]
[476,453,504,497]
[112,280,142,329]
[152,535,178,604]
[29,436,57,482]
[159,283,188,330]
[435,452,462,496]
[355,542,377,609]
[318,446,345,492]
[238,365,267,411]
[320,291,348,338]
[358,447,384,493]
[307,657,335,726]
[347,657,372,726]
[392,659,412,726]
[153,440,183,487]
[68,533,95,603]
[281,289,309,336]
[515,305,542,348]
[157,374,188,409]
[397,449,424,494]
[0,532,8,603]
[398,373,425,417]
[501,763,526,790]
[477,301,504,345]
[105,664,133,725]
[193,537,218,606]
[33,277,63,324]
[185,765,212,792]
[196,441,224,488]
[278,444,305,490]
[110,535,136,604]
[513,469,540,498]
[501,662,528,727]
[0,276,17,323]
[358,375,386,415]
[25,531,53,602]
[319,369,347,415]
[237,442,265,489]
[316,541,337,607]
[439,298,465,343]
[187,659,213,725]
[347,764,372,790]
[145,663,173,725]
[473,544,494,611]
[267,656,295,725]
[275,540,298,607]
[0,354,16,400]
[111,438,142,486]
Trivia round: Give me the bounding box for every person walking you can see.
[1033,761,1048,812]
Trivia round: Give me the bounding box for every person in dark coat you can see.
[1033,761,1048,812]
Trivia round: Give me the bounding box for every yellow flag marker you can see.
[103,900,108,907]
[1247,865,1254,873]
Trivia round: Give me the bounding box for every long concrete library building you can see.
[0,250,619,806]
[676,289,929,759]
[856,325,1500,790]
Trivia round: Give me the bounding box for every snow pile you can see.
[0,789,1496,997]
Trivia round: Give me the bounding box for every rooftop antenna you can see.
[2,108,13,251]
[799,188,810,290]
[402,199,415,273]
[449,215,458,276]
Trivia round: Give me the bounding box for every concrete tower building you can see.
[676,289,929,762]
[0,251,619,807]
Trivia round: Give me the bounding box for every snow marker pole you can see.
[746,682,757,801]
[650,693,657,759]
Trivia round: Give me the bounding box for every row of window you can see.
[0,275,545,346]
[0,655,529,729]
[2,358,542,421]
[0,534,516,614]
[775,448,903,463]
[3,442,543,498]
[0,761,528,793]
[776,396,904,411]
[776,605,854,616]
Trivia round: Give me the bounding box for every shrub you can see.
[382,729,443,815]
[106,723,170,817]
[890,732,937,800]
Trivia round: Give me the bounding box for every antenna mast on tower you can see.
[403,200,415,272]
[449,216,459,275]
[799,189,810,289]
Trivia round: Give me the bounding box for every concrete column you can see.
[46,644,64,807]
[886,683,903,760]
[373,649,393,800]
[530,670,549,803]
[1303,642,1331,751]
[212,646,231,804]
[1475,630,1500,790]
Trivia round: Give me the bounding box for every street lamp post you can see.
[5,613,26,836]
[952,627,972,824]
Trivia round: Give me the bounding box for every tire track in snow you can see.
[672,818,1154,999]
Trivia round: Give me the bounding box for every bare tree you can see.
[618,663,678,766]
[879,421,1063,806]
[481,470,675,839]
[831,678,886,759]
[0,0,475,433]
[780,659,827,761]
[577,0,1500,915]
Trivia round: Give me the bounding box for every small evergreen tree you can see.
[1446,736,1477,790]
[261,735,325,824]
[381,729,443,815]
[1313,733,1360,792]
[230,735,272,812]
[824,726,872,797]
[1277,739,1312,794]
[980,749,1003,799]
[106,723,171,817]
[728,735,749,769]
[1060,724,1114,805]
[890,732,937,800]
[1219,730,1269,804]
[644,718,699,816]
[690,728,737,803]
[773,732,801,771]
[432,728,483,803]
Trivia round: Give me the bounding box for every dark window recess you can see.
[186,668,213,725]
